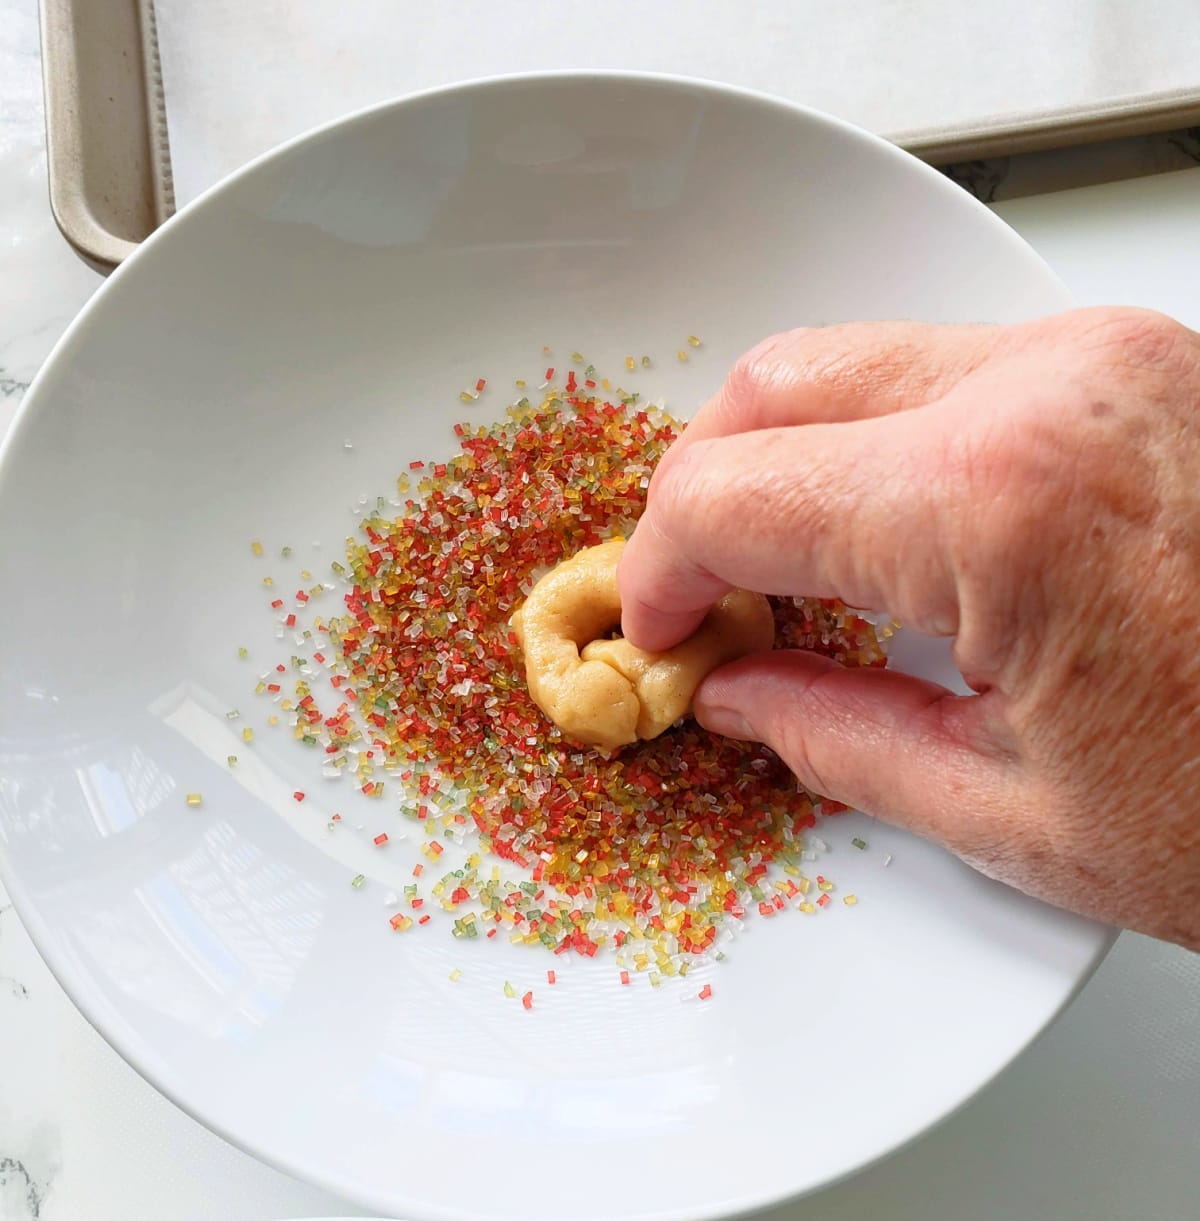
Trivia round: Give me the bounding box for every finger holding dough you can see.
[582,588,775,738]
[511,539,774,749]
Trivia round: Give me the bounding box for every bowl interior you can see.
[0,74,1108,1221]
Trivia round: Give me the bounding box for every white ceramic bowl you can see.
[0,73,1111,1221]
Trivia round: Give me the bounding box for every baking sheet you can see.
[156,0,1200,206]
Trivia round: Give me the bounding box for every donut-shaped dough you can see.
[510,538,774,749]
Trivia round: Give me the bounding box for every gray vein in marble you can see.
[2,976,30,1000]
[940,125,1200,204]
[0,892,57,1213]
[0,967,29,999]
[941,157,1011,203]
[1,372,29,399]
[0,1157,44,1219]
[0,901,29,999]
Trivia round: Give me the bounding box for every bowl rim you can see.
[0,68,1109,1221]
[1,65,1072,476]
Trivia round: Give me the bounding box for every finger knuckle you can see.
[936,419,1061,667]
[959,422,1032,512]
[764,675,846,798]
[652,434,712,502]
[645,438,720,547]
[1069,305,1193,371]
[930,418,1026,557]
[721,330,807,424]
[770,718,831,798]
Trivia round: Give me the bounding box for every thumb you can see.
[694,650,1014,847]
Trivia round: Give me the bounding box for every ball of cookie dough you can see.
[510,538,774,749]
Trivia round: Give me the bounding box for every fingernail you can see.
[697,704,756,740]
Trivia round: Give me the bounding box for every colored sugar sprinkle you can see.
[251,541,264,557]
[185,792,203,807]
[852,837,868,850]
[227,755,237,768]
[503,980,516,999]
[253,362,889,978]
[844,894,858,906]
[351,873,365,889]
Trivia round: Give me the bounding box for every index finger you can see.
[618,410,962,651]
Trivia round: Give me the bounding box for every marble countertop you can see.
[2,4,1199,1219]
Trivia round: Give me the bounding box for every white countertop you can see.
[1,4,1199,1218]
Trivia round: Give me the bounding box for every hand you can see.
[618,308,1200,950]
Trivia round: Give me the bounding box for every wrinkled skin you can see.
[618,307,1200,950]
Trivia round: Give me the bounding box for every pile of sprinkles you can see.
[247,352,891,994]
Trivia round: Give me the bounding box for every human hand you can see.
[618,308,1200,949]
